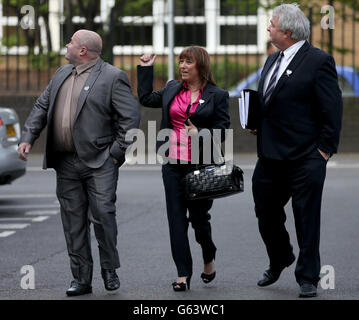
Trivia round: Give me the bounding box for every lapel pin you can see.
[84,86,90,91]
[286,69,292,77]
[199,99,205,104]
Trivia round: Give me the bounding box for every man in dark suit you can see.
[18,30,140,296]
[251,4,342,297]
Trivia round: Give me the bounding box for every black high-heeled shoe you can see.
[201,259,216,284]
[201,271,216,283]
[172,275,192,291]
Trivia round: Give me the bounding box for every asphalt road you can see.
[0,153,358,300]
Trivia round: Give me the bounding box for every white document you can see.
[238,90,250,129]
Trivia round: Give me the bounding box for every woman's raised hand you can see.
[140,54,156,66]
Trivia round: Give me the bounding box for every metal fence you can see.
[0,0,357,95]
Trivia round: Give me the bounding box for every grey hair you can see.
[273,3,310,40]
[77,30,102,56]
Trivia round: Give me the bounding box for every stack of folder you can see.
[238,89,260,130]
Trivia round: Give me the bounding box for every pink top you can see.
[168,82,203,161]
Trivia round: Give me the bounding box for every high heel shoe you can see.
[172,275,192,291]
[201,259,216,284]
[201,271,216,283]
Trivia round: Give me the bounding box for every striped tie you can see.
[263,52,284,105]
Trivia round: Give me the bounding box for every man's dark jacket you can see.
[256,41,342,160]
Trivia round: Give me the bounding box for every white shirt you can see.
[263,40,306,94]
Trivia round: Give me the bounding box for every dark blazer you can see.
[137,65,230,160]
[20,58,140,169]
[256,41,343,160]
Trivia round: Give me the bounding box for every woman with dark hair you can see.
[137,46,230,291]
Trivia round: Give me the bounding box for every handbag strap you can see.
[212,140,225,165]
[186,103,192,116]
[185,103,225,167]
[194,143,225,169]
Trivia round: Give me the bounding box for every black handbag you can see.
[184,160,244,201]
[183,105,243,201]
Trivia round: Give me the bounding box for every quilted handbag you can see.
[184,161,244,201]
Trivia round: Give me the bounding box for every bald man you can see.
[18,30,140,296]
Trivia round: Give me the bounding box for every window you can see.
[220,25,257,45]
[115,25,152,46]
[163,0,206,49]
[121,0,152,16]
[174,0,205,16]
[165,24,206,47]
[220,0,258,16]
[217,0,260,52]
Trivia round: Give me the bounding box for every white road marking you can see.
[27,167,53,172]
[31,216,49,222]
[0,216,49,222]
[0,231,16,238]
[0,204,60,210]
[0,194,56,199]
[327,161,338,167]
[0,224,29,229]
[25,210,59,216]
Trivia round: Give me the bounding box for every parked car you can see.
[0,107,26,185]
[230,65,359,98]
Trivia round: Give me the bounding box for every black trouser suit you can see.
[162,163,217,277]
[252,148,328,285]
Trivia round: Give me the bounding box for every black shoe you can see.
[201,257,216,284]
[257,254,295,287]
[172,275,192,291]
[66,280,92,296]
[201,271,216,284]
[299,283,317,298]
[101,269,120,291]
